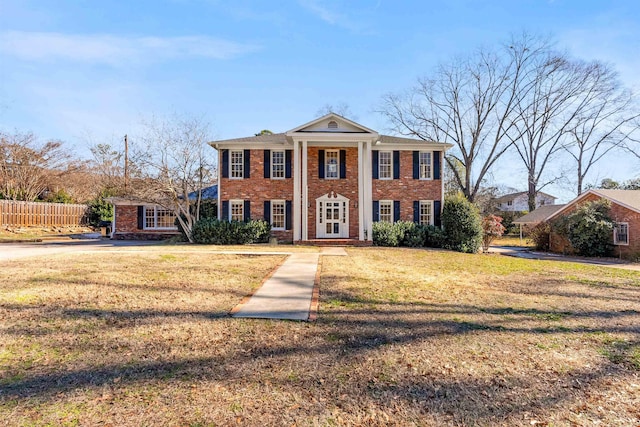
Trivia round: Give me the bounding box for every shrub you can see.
[528,222,551,251]
[372,221,403,247]
[176,200,217,241]
[424,225,446,248]
[191,219,271,245]
[87,189,116,227]
[562,199,614,257]
[481,214,506,252]
[441,193,482,253]
[402,222,427,248]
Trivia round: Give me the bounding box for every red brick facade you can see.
[549,193,640,260]
[112,205,180,240]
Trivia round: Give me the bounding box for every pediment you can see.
[316,191,349,201]
[286,113,377,135]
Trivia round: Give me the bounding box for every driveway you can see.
[0,239,160,261]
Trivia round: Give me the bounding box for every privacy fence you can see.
[0,200,89,227]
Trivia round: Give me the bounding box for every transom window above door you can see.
[325,150,339,179]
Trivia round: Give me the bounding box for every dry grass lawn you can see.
[1,246,639,426]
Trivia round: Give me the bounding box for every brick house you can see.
[546,189,640,259]
[210,114,452,244]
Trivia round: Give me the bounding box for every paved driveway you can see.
[0,239,160,261]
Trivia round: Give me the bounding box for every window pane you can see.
[272,151,284,178]
[326,150,338,179]
[379,202,392,223]
[231,201,244,221]
[145,208,155,228]
[156,209,176,228]
[231,151,244,178]
[271,201,285,229]
[419,152,431,179]
[419,201,432,225]
[379,151,392,179]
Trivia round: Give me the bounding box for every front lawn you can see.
[1,247,639,426]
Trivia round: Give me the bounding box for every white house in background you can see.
[495,191,557,212]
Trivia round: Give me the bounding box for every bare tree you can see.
[316,103,357,120]
[0,131,73,201]
[128,114,215,243]
[379,35,548,202]
[90,143,125,192]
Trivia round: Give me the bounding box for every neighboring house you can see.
[546,189,640,259]
[495,191,557,212]
[210,113,452,244]
[108,184,217,240]
[512,204,566,238]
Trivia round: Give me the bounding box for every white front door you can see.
[316,192,349,239]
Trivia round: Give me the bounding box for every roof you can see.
[513,204,566,224]
[494,191,557,203]
[208,133,287,145]
[188,184,218,201]
[546,189,640,221]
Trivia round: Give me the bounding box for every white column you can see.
[293,140,301,241]
[358,141,364,240]
[364,140,373,241]
[302,140,308,241]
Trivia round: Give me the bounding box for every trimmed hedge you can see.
[191,219,271,245]
[372,221,445,248]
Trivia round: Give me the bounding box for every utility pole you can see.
[124,134,129,192]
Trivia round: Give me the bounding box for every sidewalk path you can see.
[230,247,347,321]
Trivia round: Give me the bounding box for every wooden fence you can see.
[0,200,89,227]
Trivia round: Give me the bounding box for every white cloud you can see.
[0,31,259,65]
[298,0,370,33]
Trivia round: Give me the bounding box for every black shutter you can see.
[244,200,250,221]
[222,201,229,221]
[137,206,144,229]
[372,150,379,179]
[413,201,420,223]
[264,201,270,222]
[434,151,441,180]
[318,150,325,179]
[243,150,250,178]
[413,151,419,179]
[264,150,270,178]
[394,201,400,223]
[285,150,292,178]
[373,201,379,222]
[285,200,292,230]
[340,149,346,179]
[221,150,229,178]
[393,151,400,179]
[434,200,442,227]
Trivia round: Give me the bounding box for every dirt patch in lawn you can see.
[1,247,639,426]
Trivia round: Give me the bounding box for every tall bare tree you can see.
[0,131,73,201]
[379,35,547,202]
[128,114,215,243]
[90,143,125,192]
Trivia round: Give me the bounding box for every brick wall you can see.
[549,193,640,259]
[372,151,442,222]
[113,205,179,240]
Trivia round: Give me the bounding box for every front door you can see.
[316,192,349,238]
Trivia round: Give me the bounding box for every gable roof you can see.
[547,189,640,221]
[286,113,377,134]
[208,133,287,145]
[513,204,566,224]
[494,191,557,203]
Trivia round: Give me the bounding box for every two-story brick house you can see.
[211,114,452,244]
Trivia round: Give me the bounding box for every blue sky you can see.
[1,0,638,201]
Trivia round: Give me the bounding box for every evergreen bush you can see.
[441,193,482,253]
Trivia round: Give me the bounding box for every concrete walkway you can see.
[230,247,347,321]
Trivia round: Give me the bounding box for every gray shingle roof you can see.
[378,134,441,144]
[513,204,566,224]
[210,133,287,144]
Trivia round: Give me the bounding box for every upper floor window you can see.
[325,150,339,179]
[144,206,177,230]
[419,152,432,179]
[271,200,285,230]
[271,150,284,179]
[230,200,244,222]
[614,222,629,245]
[379,201,393,223]
[419,201,433,225]
[507,200,513,206]
[379,151,392,180]
[230,150,244,179]
[328,120,338,129]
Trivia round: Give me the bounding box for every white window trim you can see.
[419,200,434,226]
[143,206,178,230]
[230,150,244,180]
[379,200,393,223]
[614,222,629,246]
[325,149,339,180]
[271,200,285,230]
[419,151,432,180]
[271,150,285,180]
[230,199,244,222]
[378,151,393,180]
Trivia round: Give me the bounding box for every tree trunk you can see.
[528,175,537,212]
